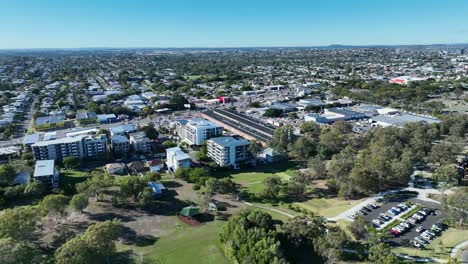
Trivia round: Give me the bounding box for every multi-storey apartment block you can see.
[207,136,251,169]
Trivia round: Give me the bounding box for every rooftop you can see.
[34,160,55,177]
[209,136,250,147]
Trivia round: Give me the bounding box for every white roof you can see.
[34,160,55,177]
[166,147,190,161]
[32,135,84,147]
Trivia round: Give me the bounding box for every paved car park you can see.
[358,198,447,247]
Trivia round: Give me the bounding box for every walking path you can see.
[450,240,468,260]
[243,201,295,218]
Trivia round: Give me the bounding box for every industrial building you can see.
[305,108,366,124]
[202,108,275,146]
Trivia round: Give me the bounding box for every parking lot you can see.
[358,198,447,247]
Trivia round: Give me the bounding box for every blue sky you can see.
[1,0,467,49]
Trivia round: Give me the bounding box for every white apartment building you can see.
[33,160,59,189]
[207,136,251,169]
[166,147,191,173]
[176,118,223,145]
[129,131,151,153]
[32,134,108,161]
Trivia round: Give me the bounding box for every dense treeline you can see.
[272,113,467,198]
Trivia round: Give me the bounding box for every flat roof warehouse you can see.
[202,108,275,145]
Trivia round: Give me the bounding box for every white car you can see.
[416,226,424,233]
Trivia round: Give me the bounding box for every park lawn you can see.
[229,161,302,194]
[60,169,89,194]
[293,197,367,218]
[393,228,468,260]
[118,219,228,264]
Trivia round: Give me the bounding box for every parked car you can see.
[370,203,379,209]
[413,242,424,249]
[416,226,424,233]
[373,219,383,226]
[401,222,411,228]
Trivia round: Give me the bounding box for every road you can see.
[462,249,468,264]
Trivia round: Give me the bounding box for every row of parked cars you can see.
[388,207,432,237]
[372,203,410,228]
[413,223,446,249]
[348,203,379,220]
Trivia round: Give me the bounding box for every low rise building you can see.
[207,136,251,169]
[33,160,58,188]
[166,147,191,173]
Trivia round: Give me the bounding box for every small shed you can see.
[180,206,200,217]
[148,181,165,197]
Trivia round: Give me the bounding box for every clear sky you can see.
[1,0,468,49]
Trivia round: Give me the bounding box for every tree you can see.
[219,210,286,264]
[23,181,47,197]
[69,193,89,213]
[139,187,154,208]
[430,142,461,165]
[248,140,263,159]
[286,178,305,198]
[119,177,147,201]
[218,178,236,194]
[39,194,69,220]
[205,178,219,194]
[170,94,189,110]
[368,242,400,264]
[289,136,317,160]
[281,216,326,248]
[271,125,296,156]
[433,165,460,184]
[141,123,159,140]
[174,167,190,181]
[144,171,161,182]
[307,156,327,179]
[443,187,468,225]
[0,206,40,241]
[263,108,283,118]
[349,215,368,240]
[55,220,122,264]
[63,156,80,170]
[0,238,44,264]
[0,164,16,187]
[300,122,321,137]
[76,171,113,197]
[262,176,282,200]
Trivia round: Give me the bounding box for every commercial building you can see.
[202,108,275,146]
[370,113,440,128]
[33,160,59,188]
[207,136,251,169]
[176,118,223,145]
[305,108,365,124]
[166,147,191,173]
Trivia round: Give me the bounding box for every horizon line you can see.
[1,42,468,51]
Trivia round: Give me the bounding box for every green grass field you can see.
[118,218,228,264]
[293,197,366,218]
[229,161,301,194]
[393,228,468,260]
[59,169,89,194]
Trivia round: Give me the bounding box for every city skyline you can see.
[1,0,468,49]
